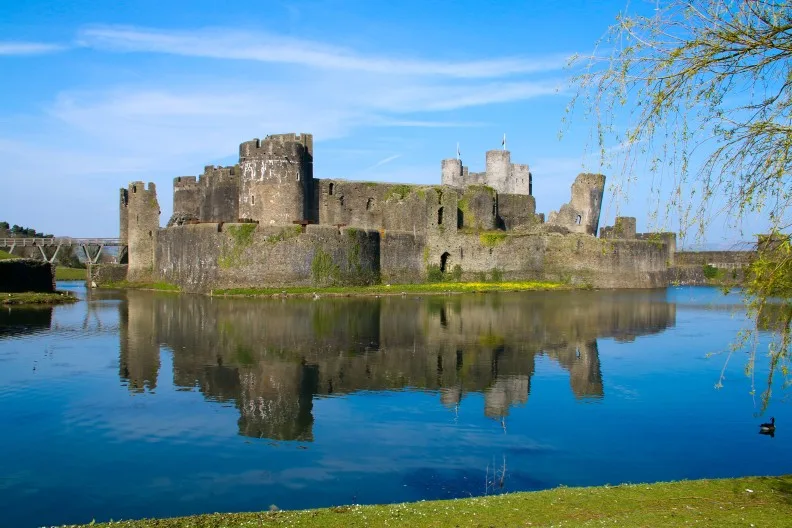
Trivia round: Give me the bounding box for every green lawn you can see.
[56,267,86,281]
[62,475,792,527]
[0,249,15,260]
[0,291,78,305]
[213,280,566,298]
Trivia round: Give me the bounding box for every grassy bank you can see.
[213,281,566,298]
[56,267,86,281]
[0,249,15,260]
[64,475,792,527]
[0,291,78,305]
[100,280,181,292]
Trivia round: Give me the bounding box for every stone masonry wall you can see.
[199,166,240,223]
[157,223,380,293]
[88,263,129,287]
[424,232,671,288]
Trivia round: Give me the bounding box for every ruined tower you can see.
[547,173,606,236]
[238,133,314,225]
[124,181,160,282]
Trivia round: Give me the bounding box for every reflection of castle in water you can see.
[119,290,676,441]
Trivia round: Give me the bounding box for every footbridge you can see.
[0,238,127,264]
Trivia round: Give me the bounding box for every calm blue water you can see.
[0,285,789,528]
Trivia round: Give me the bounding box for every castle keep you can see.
[119,132,676,292]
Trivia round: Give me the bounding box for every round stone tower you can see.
[239,133,313,225]
[441,159,463,187]
[125,181,160,282]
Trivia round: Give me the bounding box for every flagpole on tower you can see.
[502,133,506,151]
[457,142,461,161]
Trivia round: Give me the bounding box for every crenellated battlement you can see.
[201,165,239,183]
[240,133,313,160]
[173,176,199,191]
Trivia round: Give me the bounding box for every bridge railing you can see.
[0,238,123,247]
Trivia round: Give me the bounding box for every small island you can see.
[0,251,77,305]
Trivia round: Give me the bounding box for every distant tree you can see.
[570,0,791,408]
[0,221,8,230]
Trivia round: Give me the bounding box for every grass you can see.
[0,249,15,260]
[62,475,792,527]
[56,267,86,281]
[0,291,78,305]
[213,281,564,297]
[99,280,180,292]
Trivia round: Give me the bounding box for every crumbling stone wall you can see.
[600,216,637,239]
[548,173,606,236]
[0,259,55,292]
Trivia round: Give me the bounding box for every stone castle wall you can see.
[157,223,380,293]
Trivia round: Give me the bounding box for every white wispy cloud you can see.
[364,154,401,171]
[0,41,65,56]
[77,26,571,79]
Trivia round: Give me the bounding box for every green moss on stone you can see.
[479,232,508,247]
[311,249,341,285]
[386,184,413,201]
[219,224,257,268]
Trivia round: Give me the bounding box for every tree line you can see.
[0,221,53,238]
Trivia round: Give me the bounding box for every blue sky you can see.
[0,0,768,246]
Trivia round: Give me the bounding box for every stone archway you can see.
[440,251,451,273]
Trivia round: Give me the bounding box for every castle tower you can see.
[125,181,160,282]
[119,188,129,246]
[173,176,201,219]
[238,133,313,225]
[199,166,240,223]
[441,159,463,187]
[485,150,511,190]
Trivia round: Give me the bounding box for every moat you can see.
[1,285,790,528]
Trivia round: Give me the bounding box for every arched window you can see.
[457,208,464,228]
[329,183,335,196]
[575,214,582,225]
[438,206,444,225]
[440,252,450,272]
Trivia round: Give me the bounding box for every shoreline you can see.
[0,291,78,306]
[97,280,573,298]
[61,474,792,527]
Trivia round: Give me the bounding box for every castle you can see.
[114,133,676,292]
